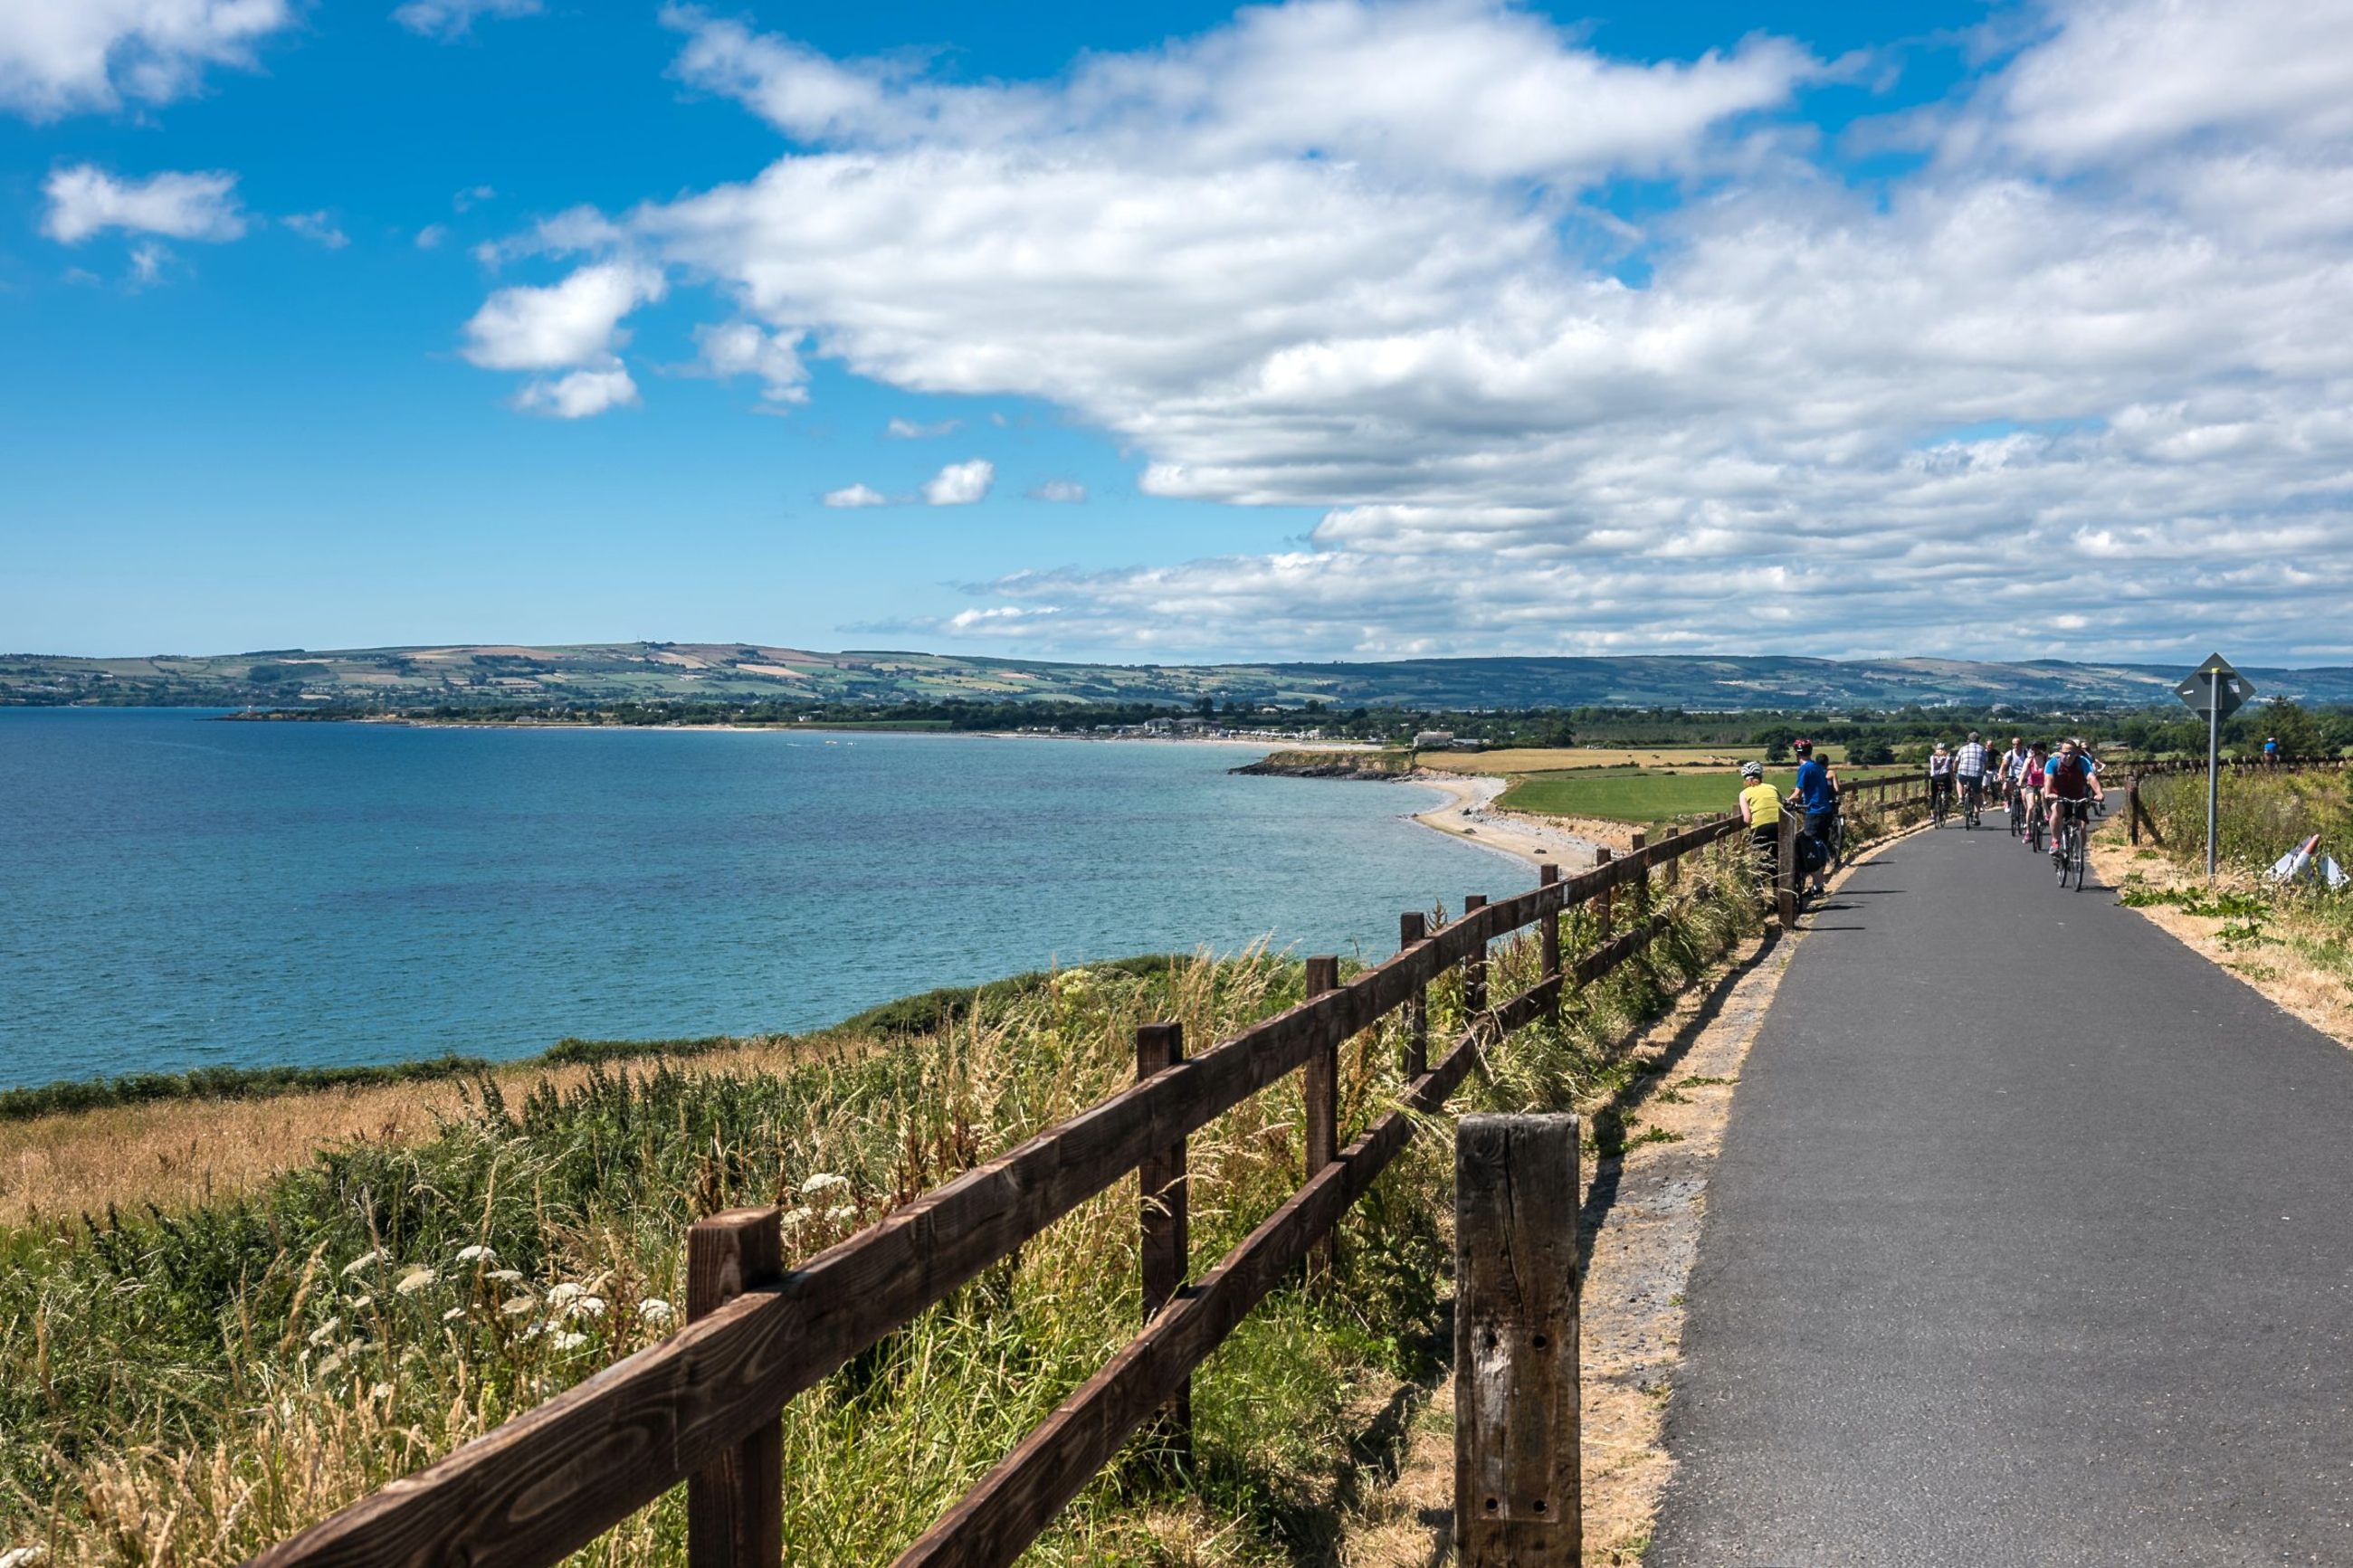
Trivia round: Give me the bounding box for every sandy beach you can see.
[1405,769,1616,869]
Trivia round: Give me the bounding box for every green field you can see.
[1500,765,1909,824]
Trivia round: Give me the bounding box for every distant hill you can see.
[5,643,2349,711]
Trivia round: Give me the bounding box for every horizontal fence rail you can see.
[247,778,1929,1568]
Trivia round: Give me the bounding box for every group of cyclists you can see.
[1738,730,2110,897]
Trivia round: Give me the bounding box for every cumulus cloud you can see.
[392,0,542,42]
[695,320,809,405]
[0,0,292,119]
[415,223,449,249]
[1029,479,1087,503]
[282,211,348,249]
[513,364,639,419]
[823,482,889,508]
[922,458,995,505]
[462,261,663,370]
[887,416,959,438]
[43,165,247,244]
[460,0,2353,657]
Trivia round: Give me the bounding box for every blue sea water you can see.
[0,709,1518,1088]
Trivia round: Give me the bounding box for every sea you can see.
[0,708,1516,1089]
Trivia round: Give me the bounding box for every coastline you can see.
[1404,769,1609,869]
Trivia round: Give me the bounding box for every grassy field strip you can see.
[1499,765,1910,825]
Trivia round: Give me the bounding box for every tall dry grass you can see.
[4,844,1762,1567]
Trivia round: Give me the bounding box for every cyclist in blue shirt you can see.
[1787,737,1839,896]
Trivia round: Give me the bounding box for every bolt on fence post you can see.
[1135,1021,1192,1469]
[1400,912,1429,1079]
[1456,1113,1582,1568]
[1303,955,1341,1286]
[1462,895,1490,1020]
[1537,865,1561,1026]
[687,1208,786,1568]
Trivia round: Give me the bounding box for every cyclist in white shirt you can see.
[1954,731,1990,823]
[1927,742,1956,819]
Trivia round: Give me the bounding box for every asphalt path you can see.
[1646,815,2353,1566]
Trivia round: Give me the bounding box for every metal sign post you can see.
[2175,653,2256,879]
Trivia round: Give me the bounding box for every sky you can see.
[5,0,2352,666]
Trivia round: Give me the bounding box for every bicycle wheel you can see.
[2054,824,2072,885]
[2072,818,2090,890]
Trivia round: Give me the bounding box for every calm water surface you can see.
[1,710,1517,1088]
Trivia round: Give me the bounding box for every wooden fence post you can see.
[2128,778,2142,845]
[1135,1022,1191,1468]
[1537,865,1561,1026]
[1628,831,1649,919]
[1303,955,1340,1285]
[1662,831,1681,890]
[1462,895,1490,1019]
[1456,1114,1582,1567]
[1400,912,1429,1079]
[1592,848,1614,950]
[688,1208,785,1568]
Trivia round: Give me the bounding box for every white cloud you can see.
[415,223,449,249]
[823,482,889,508]
[513,364,639,419]
[282,211,348,249]
[462,261,664,371]
[43,165,246,244]
[887,416,959,438]
[1029,479,1086,503]
[126,240,169,286]
[392,0,542,42]
[453,184,496,211]
[695,320,809,404]
[0,0,292,119]
[460,0,2353,657]
[922,458,994,505]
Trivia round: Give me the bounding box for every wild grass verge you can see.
[3,845,1761,1567]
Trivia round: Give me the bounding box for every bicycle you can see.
[2007,784,2026,839]
[2053,801,2091,890]
[1961,776,1983,830]
[2025,794,2047,853]
[1930,776,1952,827]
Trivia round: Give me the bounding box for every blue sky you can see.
[5,0,2352,665]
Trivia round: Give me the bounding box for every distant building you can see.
[1414,730,1453,749]
[1447,738,1485,752]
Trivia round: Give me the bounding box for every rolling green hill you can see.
[5,643,2349,711]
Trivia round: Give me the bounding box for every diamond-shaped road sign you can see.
[2177,652,2256,720]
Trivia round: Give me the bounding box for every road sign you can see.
[2176,652,2255,720]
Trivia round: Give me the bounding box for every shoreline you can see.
[1404,769,1609,869]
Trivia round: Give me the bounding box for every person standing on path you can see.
[1739,760,1782,888]
[1789,739,1838,896]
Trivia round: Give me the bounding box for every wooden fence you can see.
[2120,755,2352,845]
[247,774,1927,1568]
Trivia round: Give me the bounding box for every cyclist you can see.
[2045,736,2105,868]
[1738,761,1780,886]
[1788,737,1838,896]
[2019,741,2051,850]
[1997,735,2028,803]
[1954,731,1990,826]
[1927,742,1956,822]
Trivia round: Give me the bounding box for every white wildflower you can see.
[545,1282,586,1306]
[824,1205,854,1223]
[780,1206,813,1229]
[1,1547,49,1568]
[368,1383,395,1402]
[306,1316,343,1347]
[551,1330,590,1352]
[395,1267,438,1296]
[340,1249,386,1278]
[500,1297,537,1316]
[798,1172,848,1196]
[638,1298,674,1326]
[345,1294,374,1312]
[487,1269,523,1283]
[442,1307,468,1323]
[454,1244,497,1264]
[562,1295,606,1320]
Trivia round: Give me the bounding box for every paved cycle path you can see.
[1647,821,2353,1566]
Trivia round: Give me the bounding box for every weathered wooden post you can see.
[1537,865,1561,1026]
[1592,847,1614,951]
[1135,1021,1191,1467]
[1400,912,1429,1079]
[1628,830,1650,920]
[688,1208,785,1568]
[1456,1114,1582,1566]
[1303,955,1340,1284]
[2128,777,2142,846]
[1462,895,1490,1020]
[1662,827,1681,890]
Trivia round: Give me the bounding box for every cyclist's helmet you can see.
[1793,737,1813,755]
[1740,761,1763,780]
